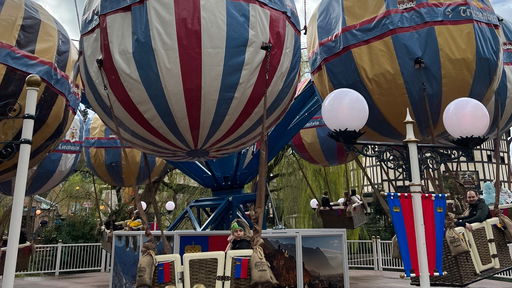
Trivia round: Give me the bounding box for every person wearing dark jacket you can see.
[455,190,491,231]
[225,220,252,251]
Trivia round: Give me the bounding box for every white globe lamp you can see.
[165,201,176,212]
[310,199,319,209]
[140,201,147,211]
[443,98,489,138]
[322,88,369,131]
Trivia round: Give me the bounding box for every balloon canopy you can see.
[307,0,502,143]
[487,17,512,136]
[0,0,81,181]
[291,111,356,167]
[79,0,301,161]
[84,113,168,187]
[0,112,84,196]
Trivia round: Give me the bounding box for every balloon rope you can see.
[74,0,81,31]
[292,152,320,202]
[252,42,272,247]
[322,167,333,199]
[303,0,307,34]
[95,60,130,161]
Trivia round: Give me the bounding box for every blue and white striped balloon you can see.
[79,0,301,161]
[0,112,83,196]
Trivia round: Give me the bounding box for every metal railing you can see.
[347,237,512,280]
[14,241,111,276]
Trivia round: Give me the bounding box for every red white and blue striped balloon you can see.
[79,0,301,161]
[0,112,83,196]
[487,18,512,135]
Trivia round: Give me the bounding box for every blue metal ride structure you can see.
[167,81,321,231]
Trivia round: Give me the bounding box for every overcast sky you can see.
[33,0,512,46]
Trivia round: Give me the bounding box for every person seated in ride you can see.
[226,220,252,251]
[321,191,332,209]
[350,189,371,214]
[455,190,491,231]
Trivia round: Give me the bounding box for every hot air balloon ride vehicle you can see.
[307,0,512,285]
[79,0,324,232]
[291,82,365,229]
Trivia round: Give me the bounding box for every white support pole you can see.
[403,109,430,288]
[2,74,41,287]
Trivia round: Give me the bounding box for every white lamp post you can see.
[2,75,41,287]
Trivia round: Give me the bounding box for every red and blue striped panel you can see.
[0,112,83,196]
[83,113,168,187]
[79,0,301,161]
[308,0,502,143]
[156,261,173,284]
[291,112,356,167]
[0,0,81,181]
[234,257,250,279]
[487,17,512,136]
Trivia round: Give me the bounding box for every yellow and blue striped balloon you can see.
[308,0,502,143]
[0,112,83,196]
[291,111,356,166]
[487,17,512,135]
[0,0,81,181]
[84,113,168,187]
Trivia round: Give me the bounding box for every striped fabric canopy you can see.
[308,0,502,143]
[84,113,168,187]
[0,112,83,196]
[291,111,356,166]
[79,0,301,161]
[0,0,81,181]
[487,17,512,136]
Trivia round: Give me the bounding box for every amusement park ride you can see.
[2,0,512,287]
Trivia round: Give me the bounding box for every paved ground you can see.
[0,270,508,287]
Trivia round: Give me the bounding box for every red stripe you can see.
[98,15,182,151]
[175,0,202,148]
[163,262,171,282]
[0,42,71,81]
[208,9,287,148]
[310,1,476,57]
[422,194,436,275]
[505,63,512,66]
[400,194,419,275]
[313,19,495,74]
[335,142,348,164]
[291,132,319,165]
[240,258,249,278]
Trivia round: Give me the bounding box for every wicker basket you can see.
[189,258,219,287]
[318,205,367,229]
[411,223,512,286]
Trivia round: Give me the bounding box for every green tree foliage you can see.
[40,214,99,244]
[270,149,362,231]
